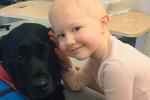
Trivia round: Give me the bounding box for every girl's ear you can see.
[101,15,110,33]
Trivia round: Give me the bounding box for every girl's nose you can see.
[66,33,76,47]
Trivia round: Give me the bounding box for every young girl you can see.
[48,0,150,100]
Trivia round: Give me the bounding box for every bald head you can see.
[49,0,107,22]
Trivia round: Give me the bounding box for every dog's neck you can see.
[0,65,17,90]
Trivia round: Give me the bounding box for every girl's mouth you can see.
[71,45,84,53]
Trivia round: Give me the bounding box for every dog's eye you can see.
[16,55,23,60]
[16,55,22,59]
[15,54,28,63]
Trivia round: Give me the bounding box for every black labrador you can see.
[0,23,65,100]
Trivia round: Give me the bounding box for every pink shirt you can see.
[63,36,150,100]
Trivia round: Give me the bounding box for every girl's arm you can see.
[62,58,95,91]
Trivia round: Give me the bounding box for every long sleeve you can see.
[99,60,134,100]
[62,59,96,91]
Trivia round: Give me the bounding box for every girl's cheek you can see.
[77,34,89,43]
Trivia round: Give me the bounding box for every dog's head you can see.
[0,23,63,99]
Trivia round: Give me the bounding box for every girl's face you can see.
[51,10,105,60]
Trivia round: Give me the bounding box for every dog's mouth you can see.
[27,84,55,99]
[26,76,55,99]
[30,90,52,99]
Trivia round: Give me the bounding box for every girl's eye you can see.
[57,33,65,39]
[72,26,81,32]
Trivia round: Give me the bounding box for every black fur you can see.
[0,23,65,100]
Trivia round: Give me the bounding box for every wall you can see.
[135,0,150,57]
[136,0,150,14]
[105,0,137,15]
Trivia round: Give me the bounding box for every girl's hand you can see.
[48,32,72,75]
[48,31,59,47]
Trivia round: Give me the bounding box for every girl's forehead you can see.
[51,16,84,32]
[49,0,106,25]
[53,6,87,19]
[51,9,88,26]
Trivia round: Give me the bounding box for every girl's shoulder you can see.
[98,58,127,76]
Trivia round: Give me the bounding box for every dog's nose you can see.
[32,78,49,90]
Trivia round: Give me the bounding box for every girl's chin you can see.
[70,54,89,61]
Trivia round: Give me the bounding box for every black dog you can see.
[0,23,65,100]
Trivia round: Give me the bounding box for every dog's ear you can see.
[0,36,7,63]
[0,34,11,64]
[0,37,3,63]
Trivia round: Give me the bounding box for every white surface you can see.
[0,1,52,20]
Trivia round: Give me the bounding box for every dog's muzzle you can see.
[27,72,54,99]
